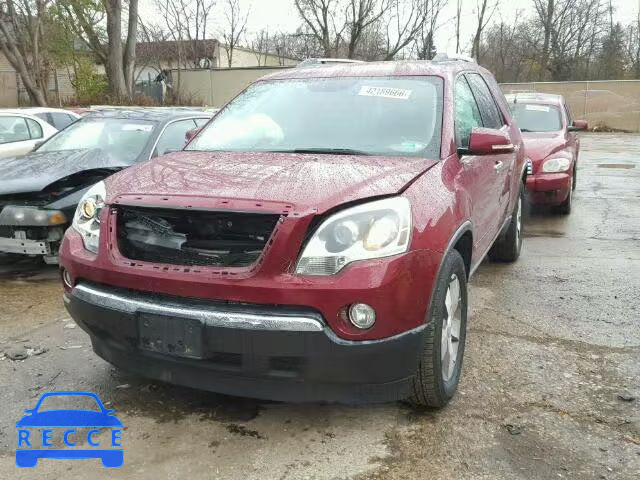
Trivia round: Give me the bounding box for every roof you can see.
[258,59,489,82]
[504,92,564,105]
[84,108,212,121]
[136,39,219,63]
[228,45,300,62]
[0,107,80,117]
[0,110,45,121]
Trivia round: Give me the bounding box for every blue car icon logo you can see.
[16,391,123,468]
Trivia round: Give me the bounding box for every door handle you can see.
[494,161,504,173]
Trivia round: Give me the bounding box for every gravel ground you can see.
[0,132,638,479]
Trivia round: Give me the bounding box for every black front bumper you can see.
[64,282,426,403]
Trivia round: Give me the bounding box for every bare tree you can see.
[221,0,249,67]
[413,0,447,59]
[0,0,52,105]
[294,0,390,59]
[455,0,462,53]
[382,0,428,60]
[294,0,344,57]
[625,10,640,78]
[276,29,324,60]
[150,0,216,69]
[346,0,390,58]
[57,0,139,99]
[250,28,270,66]
[471,0,499,62]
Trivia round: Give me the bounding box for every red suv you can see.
[60,59,526,407]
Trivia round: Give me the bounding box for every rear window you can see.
[187,76,444,158]
[510,103,563,132]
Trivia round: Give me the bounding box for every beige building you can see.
[135,40,298,83]
[217,45,298,68]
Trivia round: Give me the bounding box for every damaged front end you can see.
[116,206,281,268]
[0,169,119,264]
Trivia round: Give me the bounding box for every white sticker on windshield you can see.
[525,104,550,112]
[358,86,412,100]
[122,124,153,131]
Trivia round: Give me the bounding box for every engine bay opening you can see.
[116,206,281,268]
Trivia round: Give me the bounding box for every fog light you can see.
[61,269,73,289]
[348,303,376,329]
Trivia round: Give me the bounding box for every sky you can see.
[140,0,640,54]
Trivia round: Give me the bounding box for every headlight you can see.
[72,181,106,253]
[542,157,571,173]
[295,197,412,275]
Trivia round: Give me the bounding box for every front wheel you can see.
[408,249,468,408]
[555,173,573,215]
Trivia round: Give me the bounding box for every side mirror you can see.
[32,140,44,151]
[467,128,514,155]
[569,120,588,132]
[185,127,202,142]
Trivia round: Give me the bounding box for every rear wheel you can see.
[408,249,467,408]
[488,183,523,262]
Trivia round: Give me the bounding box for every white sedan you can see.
[4,107,81,130]
[0,111,59,158]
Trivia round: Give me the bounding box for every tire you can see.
[488,183,523,262]
[0,253,21,265]
[408,249,468,408]
[555,172,573,215]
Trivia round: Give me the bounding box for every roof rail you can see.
[432,53,476,64]
[297,58,365,67]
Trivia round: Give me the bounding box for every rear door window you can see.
[0,116,31,144]
[466,73,503,129]
[454,77,483,149]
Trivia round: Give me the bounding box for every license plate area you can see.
[137,313,204,359]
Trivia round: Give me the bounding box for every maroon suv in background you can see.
[60,58,527,407]
[506,93,588,214]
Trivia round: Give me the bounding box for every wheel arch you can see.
[440,221,473,281]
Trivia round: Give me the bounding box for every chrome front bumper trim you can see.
[0,236,50,255]
[72,283,325,332]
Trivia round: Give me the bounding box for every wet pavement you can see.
[0,133,638,479]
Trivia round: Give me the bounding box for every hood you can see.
[521,132,567,162]
[107,151,438,213]
[0,149,131,196]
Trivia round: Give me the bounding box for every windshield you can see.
[510,103,563,132]
[187,76,443,158]
[38,117,156,162]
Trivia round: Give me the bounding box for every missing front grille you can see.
[117,206,281,267]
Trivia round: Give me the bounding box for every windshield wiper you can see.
[269,148,371,156]
[519,128,535,132]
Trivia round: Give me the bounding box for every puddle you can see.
[597,164,635,169]
[524,230,566,238]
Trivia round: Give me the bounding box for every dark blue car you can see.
[16,391,123,468]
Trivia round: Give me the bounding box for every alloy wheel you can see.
[441,273,462,381]
[516,196,522,244]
